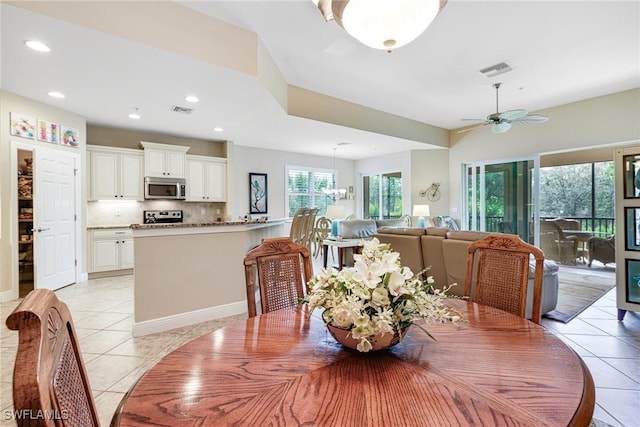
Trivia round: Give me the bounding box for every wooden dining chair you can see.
[244,237,313,317]
[312,216,332,258]
[6,288,100,426]
[465,234,545,323]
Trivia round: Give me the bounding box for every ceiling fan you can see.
[459,83,549,134]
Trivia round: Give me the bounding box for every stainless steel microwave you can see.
[144,177,186,200]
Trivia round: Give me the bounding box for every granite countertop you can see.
[89,218,285,231]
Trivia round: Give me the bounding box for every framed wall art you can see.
[625,259,640,304]
[249,173,268,214]
[37,120,59,144]
[61,126,79,147]
[10,112,36,139]
[623,154,640,198]
[625,207,640,251]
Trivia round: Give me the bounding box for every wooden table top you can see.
[112,299,595,427]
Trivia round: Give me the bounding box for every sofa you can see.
[373,227,559,318]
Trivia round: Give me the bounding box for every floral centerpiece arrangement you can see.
[304,237,461,352]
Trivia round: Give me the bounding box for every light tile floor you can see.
[1,265,639,426]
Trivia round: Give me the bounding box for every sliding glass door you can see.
[362,172,402,219]
[465,157,539,244]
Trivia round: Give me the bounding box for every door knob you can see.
[32,227,50,233]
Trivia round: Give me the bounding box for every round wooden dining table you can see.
[112,299,595,427]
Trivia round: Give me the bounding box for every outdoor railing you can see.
[475,216,615,236]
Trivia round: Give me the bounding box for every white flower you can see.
[303,236,461,353]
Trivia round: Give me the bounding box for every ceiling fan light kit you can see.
[459,82,550,134]
[312,0,447,52]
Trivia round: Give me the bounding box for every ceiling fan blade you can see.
[499,109,528,121]
[511,114,550,125]
[457,122,490,133]
[492,122,512,133]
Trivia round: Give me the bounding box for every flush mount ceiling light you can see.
[312,0,447,52]
[24,40,51,52]
[128,108,141,120]
[213,127,224,132]
[47,91,65,99]
[185,95,199,103]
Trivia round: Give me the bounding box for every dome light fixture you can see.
[312,0,447,53]
[185,95,199,103]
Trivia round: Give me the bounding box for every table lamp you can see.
[325,204,346,236]
[412,205,430,228]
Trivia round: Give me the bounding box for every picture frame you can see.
[249,173,268,214]
[61,125,80,147]
[625,207,640,251]
[624,259,640,304]
[622,154,640,198]
[10,112,36,139]
[37,120,59,144]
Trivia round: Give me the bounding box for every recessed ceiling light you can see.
[24,40,51,52]
[185,95,199,103]
[213,127,223,132]
[48,91,65,99]
[128,108,141,120]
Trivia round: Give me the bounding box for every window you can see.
[539,161,615,234]
[362,172,402,219]
[286,166,333,217]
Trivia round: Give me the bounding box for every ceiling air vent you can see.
[479,62,513,78]
[170,105,194,114]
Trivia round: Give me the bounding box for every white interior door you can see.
[34,147,77,290]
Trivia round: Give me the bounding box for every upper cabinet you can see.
[88,145,143,201]
[186,155,227,202]
[141,141,189,178]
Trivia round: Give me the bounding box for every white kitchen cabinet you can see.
[89,228,134,273]
[88,146,143,200]
[140,141,189,178]
[186,155,227,202]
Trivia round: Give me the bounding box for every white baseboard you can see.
[132,301,247,337]
[0,289,19,303]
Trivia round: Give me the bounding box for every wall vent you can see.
[479,62,512,78]
[170,106,194,114]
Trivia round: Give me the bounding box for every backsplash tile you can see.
[87,201,225,227]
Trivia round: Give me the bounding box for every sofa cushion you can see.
[376,226,426,236]
[340,219,377,239]
[376,218,410,228]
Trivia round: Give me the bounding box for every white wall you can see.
[230,144,356,219]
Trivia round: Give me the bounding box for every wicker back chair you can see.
[539,220,579,264]
[465,234,545,323]
[244,237,313,317]
[6,289,100,427]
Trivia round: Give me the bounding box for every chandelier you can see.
[323,148,347,202]
[312,0,447,53]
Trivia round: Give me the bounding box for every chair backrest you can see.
[244,237,313,317]
[312,216,332,257]
[6,289,100,427]
[465,234,545,323]
[289,207,318,249]
[552,217,580,232]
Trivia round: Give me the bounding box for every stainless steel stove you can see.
[143,210,183,224]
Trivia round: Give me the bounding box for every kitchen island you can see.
[130,219,285,336]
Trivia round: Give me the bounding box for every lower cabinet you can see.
[89,228,134,273]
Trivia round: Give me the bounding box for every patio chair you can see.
[587,235,615,267]
[6,289,101,426]
[539,220,579,264]
[243,237,313,317]
[465,234,545,323]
